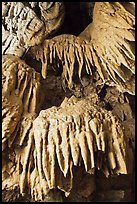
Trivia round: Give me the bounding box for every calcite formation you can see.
[2,55,41,114]
[2,55,41,196]
[2,2,135,202]
[31,2,135,94]
[32,96,130,200]
[2,2,65,57]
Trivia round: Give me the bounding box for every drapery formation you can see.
[2,55,41,197]
[2,2,135,202]
[32,2,135,94]
[32,96,130,199]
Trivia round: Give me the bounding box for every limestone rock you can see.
[2,55,42,197]
[2,2,65,57]
[2,2,135,202]
[32,96,132,199]
[31,2,135,94]
[2,55,41,114]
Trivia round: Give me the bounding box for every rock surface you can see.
[2,2,135,202]
[2,2,65,57]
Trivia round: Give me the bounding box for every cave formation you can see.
[2,2,135,202]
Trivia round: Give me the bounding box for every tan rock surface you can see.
[2,55,42,198]
[2,2,135,202]
[31,2,135,94]
[32,95,132,199]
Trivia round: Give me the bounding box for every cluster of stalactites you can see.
[2,55,41,113]
[32,96,128,197]
[2,55,42,199]
[32,2,135,95]
[33,31,135,95]
[2,55,41,151]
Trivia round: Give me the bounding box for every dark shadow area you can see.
[55,2,95,36]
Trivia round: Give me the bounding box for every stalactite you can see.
[31,2,135,95]
[31,96,132,199]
